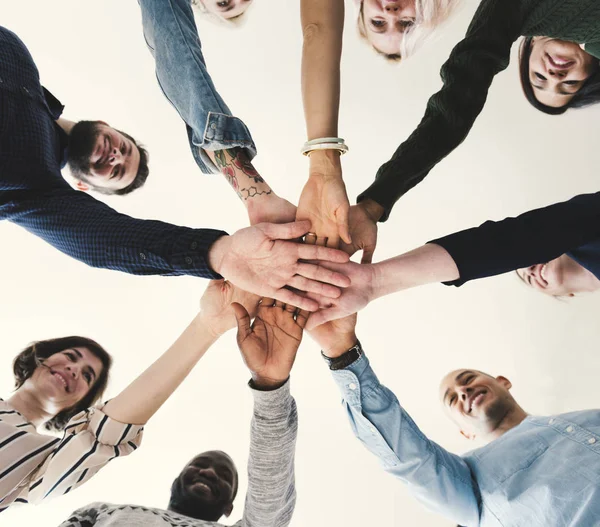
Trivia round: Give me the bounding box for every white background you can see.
[1,1,599,526]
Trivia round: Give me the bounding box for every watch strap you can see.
[321,340,363,370]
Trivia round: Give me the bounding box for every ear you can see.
[223,503,233,518]
[460,429,475,441]
[75,180,89,192]
[496,375,512,390]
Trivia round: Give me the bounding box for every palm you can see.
[296,175,350,247]
[235,303,307,385]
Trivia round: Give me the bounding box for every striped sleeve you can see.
[0,402,143,511]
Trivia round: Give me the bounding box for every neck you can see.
[481,404,528,443]
[564,255,600,294]
[6,387,55,428]
[56,117,76,135]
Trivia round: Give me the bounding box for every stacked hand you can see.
[233,299,308,389]
[339,200,382,264]
[208,220,351,312]
[296,150,351,248]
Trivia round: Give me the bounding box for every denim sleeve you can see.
[138,0,256,174]
[6,187,226,278]
[429,191,600,286]
[332,354,481,526]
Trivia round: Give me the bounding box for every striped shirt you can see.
[0,399,143,512]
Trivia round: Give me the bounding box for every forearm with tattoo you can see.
[209,148,273,202]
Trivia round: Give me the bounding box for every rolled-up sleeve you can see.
[331,354,480,526]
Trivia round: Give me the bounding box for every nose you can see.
[197,467,217,481]
[108,148,123,166]
[457,385,472,400]
[65,364,79,379]
[547,68,567,79]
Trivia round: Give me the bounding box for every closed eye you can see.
[370,19,386,31]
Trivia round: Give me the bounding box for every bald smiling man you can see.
[310,316,600,527]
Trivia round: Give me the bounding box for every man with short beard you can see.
[309,315,600,526]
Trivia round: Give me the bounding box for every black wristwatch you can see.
[321,340,363,370]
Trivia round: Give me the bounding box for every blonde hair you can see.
[191,0,252,28]
[355,0,460,62]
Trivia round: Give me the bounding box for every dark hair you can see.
[68,121,150,196]
[13,336,112,432]
[519,37,600,115]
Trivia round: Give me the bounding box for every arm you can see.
[313,325,480,525]
[232,301,308,526]
[138,0,295,225]
[358,0,527,221]
[296,0,351,248]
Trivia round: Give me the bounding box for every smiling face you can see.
[517,254,582,297]
[197,0,253,19]
[29,347,104,413]
[170,450,238,521]
[67,121,141,192]
[439,369,516,440]
[528,37,598,108]
[361,0,416,56]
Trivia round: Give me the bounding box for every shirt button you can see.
[370,426,376,433]
[22,86,29,93]
[190,241,198,250]
[139,252,147,260]
[210,123,217,130]
[588,438,597,444]
[549,418,555,424]
[348,383,357,391]
[185,256,193,265]
[566,426,574,433]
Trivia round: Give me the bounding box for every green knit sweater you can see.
[358,0,600,220]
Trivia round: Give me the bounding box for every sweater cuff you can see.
[249,378,293,417]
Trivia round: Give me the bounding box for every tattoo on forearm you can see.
[212,147,271,201]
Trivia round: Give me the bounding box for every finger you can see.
[296,244,349,264]
[306,307,344,330]
[336,205,352,245]
[295,262,350,288]
[231,302,252,339]
[287,275,341,298]
[304,232,317,245]
[304,291,337,309]
[262,220,311,240]
[316,235,329,247]
[273,288,319,312]
[274,300,285,309]
[361,245,375,265]
[284,303,297,313]
[295,309,310,329]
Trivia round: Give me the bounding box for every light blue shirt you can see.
[331,353,600,526]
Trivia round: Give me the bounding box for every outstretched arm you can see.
[296,0,351,248]
[233,301,308,527]
[103,280,260,425]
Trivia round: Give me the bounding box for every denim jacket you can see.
[332,353,600,526]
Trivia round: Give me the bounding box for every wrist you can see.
[207,234,230,276]
[251,374,288,391]
[359,199,385,222]
[321,332,358,359]
[308,149,342,174]
[192,314,223,344]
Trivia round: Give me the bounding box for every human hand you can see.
[339,200,382,264]
[233,300,309,389]
[208,220,351,312]
[247,194,297,226]
[304,260,377,330]
[296,151,350,248]
[308,313,358,359]
[198,280,260,337]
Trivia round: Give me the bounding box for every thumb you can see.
[336,205,352,245]
[261,220,311,240]
[232,302,251,342]
[361,246,375,265]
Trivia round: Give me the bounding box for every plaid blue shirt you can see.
[0,26,225,278]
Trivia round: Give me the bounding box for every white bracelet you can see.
[301,137,349,156]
